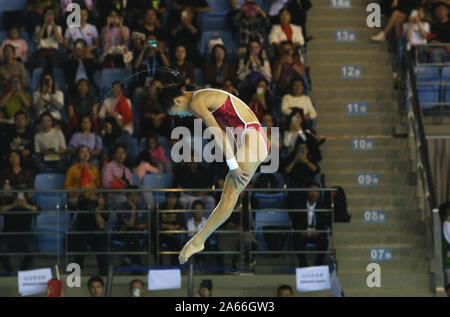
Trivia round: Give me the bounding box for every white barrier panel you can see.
[296,266,331,292]
[18,268,52,296]
[148,269,182,291]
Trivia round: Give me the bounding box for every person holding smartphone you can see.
[404,6,430,62]
[33,72,64,121]
[0,76,31,121]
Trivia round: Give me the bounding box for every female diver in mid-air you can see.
[158,83,269,264]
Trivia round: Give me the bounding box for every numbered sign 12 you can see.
[336,30,356,42]
[341,65,362,78]
[363,210,386,223]
[370,248,393,261]
[347,102,368,115]
[352,138,374,150]
[357,174,380,186]
[331,0,351,9]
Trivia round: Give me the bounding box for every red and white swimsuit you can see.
[194,88,269,153]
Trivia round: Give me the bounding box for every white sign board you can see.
[148,269,181,291]
[18,268,53,296]
[296,266,331,292]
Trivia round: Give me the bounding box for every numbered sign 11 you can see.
[336,30,356,42]
[363,210,386,223]
[341,65,362,78]
[346,102,368,115]
[370,248,393,261]
[331,0,351,9]
[357,174,380,186]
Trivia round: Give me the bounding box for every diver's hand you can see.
[229,168,250,188]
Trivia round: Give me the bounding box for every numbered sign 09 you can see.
[331,0,351,8]
[370,248,393,261]
[357,174,380,186]
[341,66,362,78]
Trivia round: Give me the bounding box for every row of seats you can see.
[416,66,450,110]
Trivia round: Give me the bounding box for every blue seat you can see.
[194,68,204,86]
[99,68,132,96]
[0,0,27,11]
[199,31,235,56]
[417,85,440,110]
[34,173,66,191]
[142,173,174,205]
[416,66,440,84]
[442,66,450,104]
[132,173,141,186]
[208,0,231,13]
[254,208,291,252]
[201,13,231,31]
[252,192,286,209]
[31,67,67,93]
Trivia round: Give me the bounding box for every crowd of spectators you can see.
[0,0,334,276]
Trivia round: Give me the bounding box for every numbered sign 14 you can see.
[331,0,351,9]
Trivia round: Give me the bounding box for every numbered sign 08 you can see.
[347,102,368,115]
[370,248,393,261]
[352,138,374,150]
[357,174,380,186]
[363,210,386,223]
[341,66,362,78]
[336,30,356,42]
[331,0,351,8]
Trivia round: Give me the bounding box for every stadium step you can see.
[307,0,433,296]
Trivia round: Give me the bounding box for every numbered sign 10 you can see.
[352,138,374,150]
[336,30,356,42]
[370,248,393,261]
[363,210,386,223]
[331,0,351,9]
[357,174,380,186]
[347,102,368,115]
[341,65,362,78]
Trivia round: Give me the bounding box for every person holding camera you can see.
[0,76,31,122]
[35,7,63,68]
[101,10,130,68]
[272,41,303,94]
[237,39,272,91]
[33,72,64,121]
[0,150,38,274]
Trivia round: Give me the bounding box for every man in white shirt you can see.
[186,201,208,238]
[64,8,99,59]
[281,77,317,119]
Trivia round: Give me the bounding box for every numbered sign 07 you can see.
[341,66,362,78]
[363,210,386,223]
[336,30,356,42]
[331,0,351,8]
[370,248,393,261]
[357,174,380,186]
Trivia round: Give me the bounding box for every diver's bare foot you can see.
[178,238,205,264]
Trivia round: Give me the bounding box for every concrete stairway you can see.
[307,0,433,296]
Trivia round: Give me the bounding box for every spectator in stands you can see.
[34,112,67,172]
[171,45,195,86]
[25,0,62,37]
[145,134,172,174]
[99,117,122,162]
[261,112,280,151]
[101,10,131,68]
[88,276,105,297]
[69,192,109,276]
[129,279,145,297]
[67,115,103,163]
[195,279,213,297]
[272,41,303,94]
[284,0,312,40]
[269,8,305,53]
[66,79,99,135]
[0,45,28,89]
[289,182,331,268]
[284,140,320,190]
[403,6,430,62]
[33,71,64,122]
[139,79,172,138]
[134,8,166,42]
[283,109,322,163]
[4,111,34,164]
[129,0,167,18]
[0,76,31,122]
[64,7,99,59]
[277,284,293,297]
[371,0,420,42]
[237,40,272,90]
[430,3,450,63]
[203,44,236,88]
[222,77,240,96]
[173,153,216,209]
[63,39,99,95]
[232,0,269,50]
[247,78,272,121]
[159,192,185,265]
[0,26,28,63]
[133,151,160,182]
[65,145,101,208]
[115,186,149,267]
[186,200,207,238]
[35,7,63,68]
[133,34,170,86]
[0,150,37,274]
[99,81,134,136]
[281,77,316,120]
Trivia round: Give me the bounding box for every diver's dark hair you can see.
[156,82,185,113]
